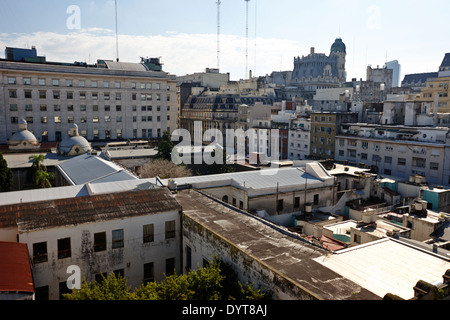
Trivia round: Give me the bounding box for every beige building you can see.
[0,47,177,145]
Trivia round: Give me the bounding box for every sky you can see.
[0,0,449,81]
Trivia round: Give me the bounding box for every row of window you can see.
[10,104,168,113]
[32,221,176,264]
[11,115,169,125]
[8,89,170,101]
[340,150,440,170]
[7,77,167,90]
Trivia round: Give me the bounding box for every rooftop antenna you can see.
[245,0,250,79]
[115,0,119,62]
[217,0,221,70]
[254,0,257,76]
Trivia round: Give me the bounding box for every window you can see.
[116,105,122,112]
[53,91,60,99]
[39,91,46,99]
[361,153,368,160]
[143,224,154,243]
[52,79,59,86]
[277,199,284,212]
[104,93,110,101]
[25,104,33,111]
[38,79,45,86]
[57,238,71,259]
[430,162,439,171]
[33,242,48,263]
[385,156,392,164]
[112,229,124,249]
[314,194,319,205]
[10,104,18,111]
[186,246,192,271]
[91,81,98,88]
[103,81,110,88]
[8,77,16,84]
[144,262,154,284]
[115,82,121,89]
[41,116,47,124]
[105,116,111,123]
[166,258,175,276]
[66,80,73,87]
[398,158,406,166]
[11,117,18,124]
[294,197,300,209]
[94,232,106,252]
[54,116,62,123]
[59,281,72,300]
[9,90,17,98]
[165,220,176,240]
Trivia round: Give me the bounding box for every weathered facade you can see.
[0,188,182,300]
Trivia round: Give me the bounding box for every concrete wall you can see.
[182,214,320,300]
[18,210,181,300]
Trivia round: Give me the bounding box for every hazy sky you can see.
[0,0,448,81]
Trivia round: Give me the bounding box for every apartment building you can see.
[0,47,177,145]
[0,187,182,300]
[335,123,450,186]
[310,112,358,160]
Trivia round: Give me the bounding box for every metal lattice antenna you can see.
[115,0,119,62]
[217,0,221,70]
[245,0,250,79]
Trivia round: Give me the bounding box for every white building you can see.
[0,187,182,300]
[335,123,450,186]
[0,47,177,144]
[288,117,311,160]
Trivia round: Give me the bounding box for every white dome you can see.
[58,123,91,156]
[8,119,40,150]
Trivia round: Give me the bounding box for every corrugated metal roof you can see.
[0,189,181,232]
[57,154,138,185]
[0,242,34,293]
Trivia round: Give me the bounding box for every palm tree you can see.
[35,169,54,189]
[28,154,53,188]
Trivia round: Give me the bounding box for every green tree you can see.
[64,273,135,301]
[157,131,175,162]
[64,259,272,301]
[0,153,13,192]
[35,169,55,189]
[28,154,54,188]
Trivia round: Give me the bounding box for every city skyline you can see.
[0,0,448,81]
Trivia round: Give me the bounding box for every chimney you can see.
[310,47,315,55]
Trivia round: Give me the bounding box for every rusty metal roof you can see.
[0,241,34,293]
[0,188,182,232]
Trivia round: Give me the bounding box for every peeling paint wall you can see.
[182,214,319,300]
[19,210,181,300]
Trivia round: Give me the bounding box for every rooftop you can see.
[56,154,138,185]
[0,188,181,232]
[0,241,34,294]
[175,189,378,300]
[314,237,450,299]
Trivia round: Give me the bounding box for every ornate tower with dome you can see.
[291,38,347,99]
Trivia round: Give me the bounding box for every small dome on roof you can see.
[58,123,92,156]
[8,119,40,151]
[331,38,346,54]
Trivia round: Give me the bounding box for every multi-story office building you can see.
[335,123,450,186]
[310,112,358,160]
[0,47,177,145]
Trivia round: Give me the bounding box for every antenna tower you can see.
[115,0,119,62]
[245,0,250,79]
[217,0,221,70]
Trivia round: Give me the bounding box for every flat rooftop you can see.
[175,189,379,300]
